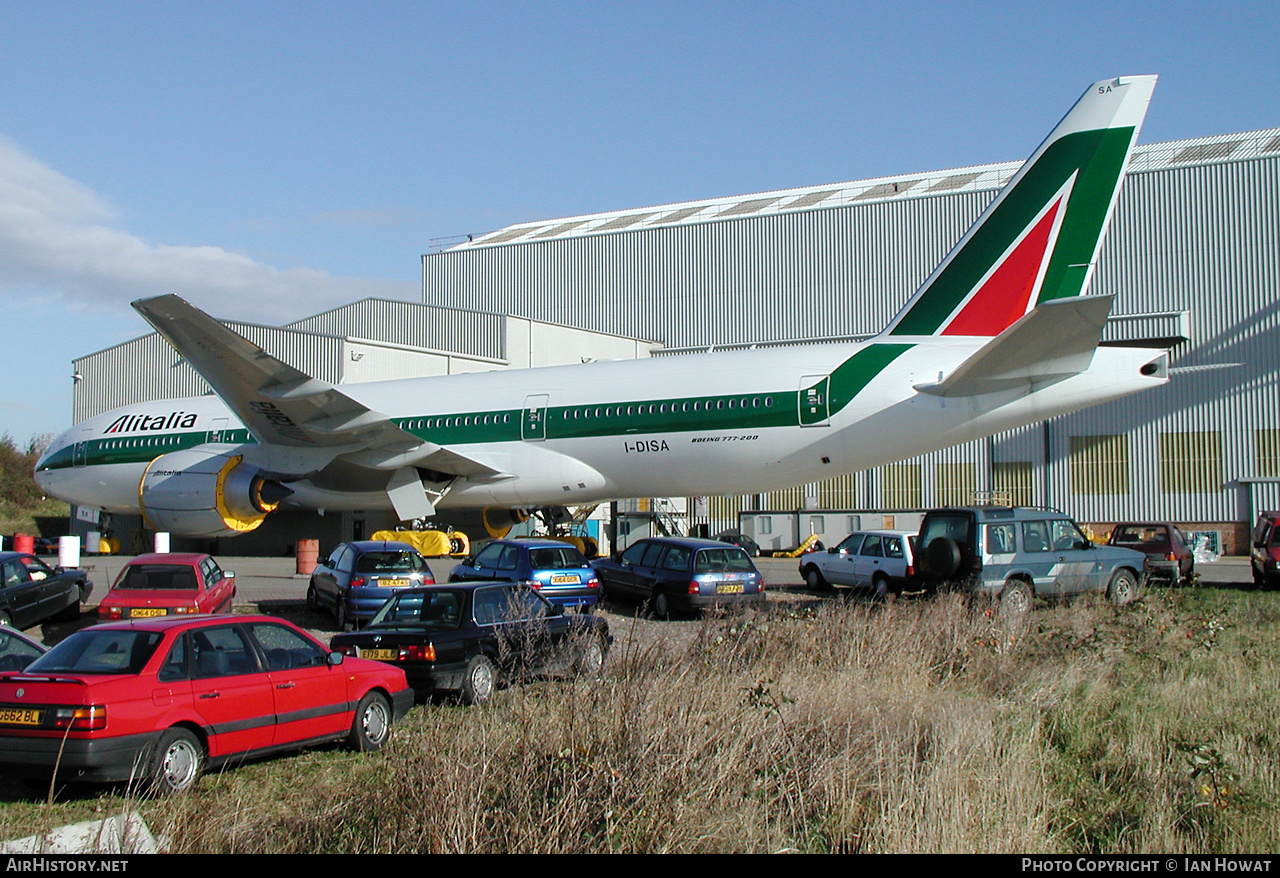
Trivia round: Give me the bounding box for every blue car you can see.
[448,538,601,612]
[308,541,436,630]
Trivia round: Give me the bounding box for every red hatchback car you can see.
[98,553,237,621]
[0,615,412,793]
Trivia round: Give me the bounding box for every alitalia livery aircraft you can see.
[36,75,1167,539]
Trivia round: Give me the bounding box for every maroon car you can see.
[1250,512,1280,589]
[1107,523,1194,585]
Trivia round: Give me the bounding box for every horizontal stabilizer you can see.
[914,295,1114,397]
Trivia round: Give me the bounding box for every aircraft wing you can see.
[131,294,503,479]
[914,294,1115,397]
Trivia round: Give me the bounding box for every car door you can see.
[457,543,506,582]
[0,559,42,628]
[244,621,350,745]
[186,624,278,758]
[820,534,864,587]
[852,534,888,589]
[602,541,658,600]
[312,546,347,610]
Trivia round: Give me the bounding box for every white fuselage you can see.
[36,336,1166,517]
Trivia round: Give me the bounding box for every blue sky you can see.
[0,0,1276,444]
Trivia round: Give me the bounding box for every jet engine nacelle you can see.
[138,449,292,538]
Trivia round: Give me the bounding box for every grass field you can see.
[2,584,1277,853]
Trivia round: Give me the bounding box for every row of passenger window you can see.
[561,396,776,420]
[401,394,778,433]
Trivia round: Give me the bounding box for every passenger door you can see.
[820,533,864,587]
[244,621,350,745]
[186,625,278,758]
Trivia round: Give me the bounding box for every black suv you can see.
[592,537,765,618]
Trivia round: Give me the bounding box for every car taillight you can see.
[99,606,123,621]
[350,576,366,588]
[688,581,699,595]
[51,706,106,731]
[906,564,915,577]
[1167,552,1177,561]
[174,606,199,614]
[524,579,542,590]
[400,644,437,661]
[586,576,599,589]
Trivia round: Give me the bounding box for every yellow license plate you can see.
[361,648,397,661]
[130,607,167,618]
[716,583,744,595]
[550,574,579,584]
[0,707,42,726]
[379,579,410,588]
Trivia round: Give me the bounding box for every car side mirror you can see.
[1076,540,1091,550]
[327,651,345,667]
[827,547,839,554]
[550,604,564,616]
[224,570,236,579]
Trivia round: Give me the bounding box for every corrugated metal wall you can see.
[422,131,1280,534]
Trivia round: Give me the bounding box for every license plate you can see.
[361,648,397,661]
[378,579,410,588]
[130,607,167,618]
[0,707,42,726]
[716,583,744,594]
[550,574,580,585]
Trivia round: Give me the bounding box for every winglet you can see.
[883,75,1156,338]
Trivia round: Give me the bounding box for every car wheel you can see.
[804,566,830,592]
[306,582,319,610]
[150,727,204,795]
[347,691,392,752]
[576,632,607,677]
[871,573,890,600]
[461,654,497,706]
[336,600,352,632]
[1108,569,1139,605]
[1000,580,1033,617]
[650,590,671,620]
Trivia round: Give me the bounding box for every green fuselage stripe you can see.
[40,344,915,472]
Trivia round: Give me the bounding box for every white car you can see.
[798,530,919,597]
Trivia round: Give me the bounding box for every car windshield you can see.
[367,590,463,629]
[694,548,754,573]
[114,564,198,590]
[528,547,589,569]
[27,630,163,675]
[355,551,423,574]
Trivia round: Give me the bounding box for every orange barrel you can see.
[296,539,320,576]
[13,533,33,554]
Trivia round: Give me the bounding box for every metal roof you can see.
[455,128,1280,250]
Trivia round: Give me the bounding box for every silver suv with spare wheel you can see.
[915,506,1146,612]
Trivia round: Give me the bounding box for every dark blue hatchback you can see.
[448,538,601,612]
[308,541,436,630]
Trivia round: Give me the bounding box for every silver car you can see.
[798,529,918,597]
[915,506,1146,613]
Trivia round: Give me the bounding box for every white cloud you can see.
[0,135,416,325]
